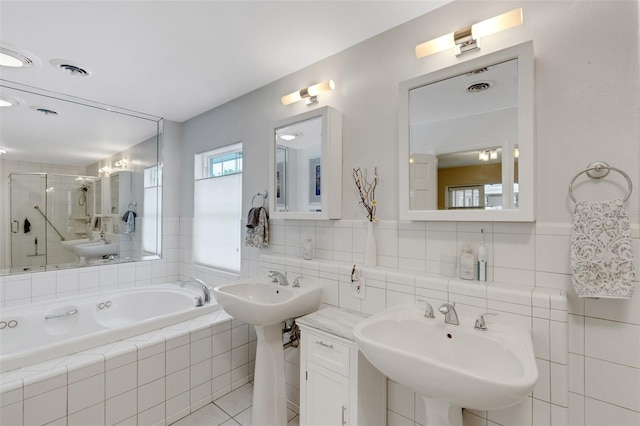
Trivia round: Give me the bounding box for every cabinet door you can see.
[305,363,349,426]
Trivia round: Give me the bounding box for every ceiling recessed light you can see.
[0,47,34,67]
[0,98,17,107]
[278,131,303,141]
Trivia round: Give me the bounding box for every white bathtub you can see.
[0,284,220,373]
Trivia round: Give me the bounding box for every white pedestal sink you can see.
[353,304,538,426]
[213,278,321,426]
[61,238,119,259]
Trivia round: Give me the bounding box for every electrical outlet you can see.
[353,276,366,300]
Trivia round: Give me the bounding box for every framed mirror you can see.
[269,106,342,220]
[399,41,534,221]
[0,81,162,275]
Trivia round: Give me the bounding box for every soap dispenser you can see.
[459,244,475,280]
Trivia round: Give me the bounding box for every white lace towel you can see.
[570,199,635,298]
[244,207,269,248]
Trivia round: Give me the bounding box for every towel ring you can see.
[569,161,633,203]
[252,190,268,208]
[128,202,137,211]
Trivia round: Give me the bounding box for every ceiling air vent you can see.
[36,108,59,116]
[50,59,92,77]
[466,67,489,76]
[58,63,90,76]
[465,81,494,93]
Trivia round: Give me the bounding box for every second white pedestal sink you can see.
[213,278,321,426]
[354,304,538,426]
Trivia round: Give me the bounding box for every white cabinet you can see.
[299,326,385,425]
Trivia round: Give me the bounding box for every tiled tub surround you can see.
[0,284,221,373]
[0,309,257,426]
[260,254,570,426]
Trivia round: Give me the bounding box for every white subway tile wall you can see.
[245,219,639,426]
[1,215,638,426]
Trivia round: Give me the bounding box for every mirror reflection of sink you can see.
[60,238,91,252]
[73,241,119,259]
[213,278,321,426]
[354,304,538,426]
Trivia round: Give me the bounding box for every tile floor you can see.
[172,383,299,426]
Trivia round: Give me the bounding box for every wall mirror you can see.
[0,81,162,275]
[269,106,342,220]
[399,41,534,221]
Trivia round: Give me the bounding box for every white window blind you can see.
[143,165,162,255]
[193,144,242,272]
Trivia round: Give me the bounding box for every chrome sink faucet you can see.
[268,270,289,286]
[181,278,211,304]
[439,302,459,325]
[98,231,111,245]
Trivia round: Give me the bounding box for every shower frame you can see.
[8,172,98,272]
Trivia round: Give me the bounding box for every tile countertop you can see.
[296,306,370,342]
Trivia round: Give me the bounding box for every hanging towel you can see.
[24,218,31,233]
[570,199,635,298]
[121,210,137,234]
[246,207,261,229]
[245,207,269,248]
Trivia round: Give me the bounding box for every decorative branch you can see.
[353,167,379,222]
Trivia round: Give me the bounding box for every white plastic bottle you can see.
[303,235,313,260]
[477,229,487,282]
[459,244,475,280]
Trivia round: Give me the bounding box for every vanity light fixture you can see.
[98,166,110,175]
[114,159,128,167]
[415,8,523,58]
[281,80,335,106]
[0,47,34,67]
[478,149,499,162]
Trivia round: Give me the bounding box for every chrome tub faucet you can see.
[181,278,211,304]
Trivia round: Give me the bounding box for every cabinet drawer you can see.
[305,332,350,376]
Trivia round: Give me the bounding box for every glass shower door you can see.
[9,174,47,272]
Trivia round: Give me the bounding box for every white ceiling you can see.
[1,1,451,122]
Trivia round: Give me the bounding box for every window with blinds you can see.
[193,143,242,272]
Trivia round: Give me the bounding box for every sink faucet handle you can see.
[416,298,435,319]
[292,276,303,287]
[474,312,498,331]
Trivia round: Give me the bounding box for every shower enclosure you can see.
[9,173,97,272]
